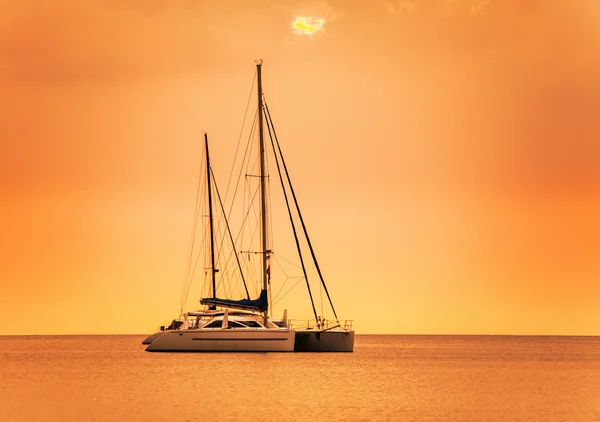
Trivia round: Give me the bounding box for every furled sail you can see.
[200,289,268,312]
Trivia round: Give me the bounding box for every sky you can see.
[1,0,599,335]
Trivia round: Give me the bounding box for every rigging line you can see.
[272,255,291,278]
[270,255,302,303]
[190,177,209,276]
[180,153,203,310]
[226,108,258,223]
[224,70,257,203]
[211,167,250,299]
[180,149,206,315]
[320,271,324,322]
[269,259,294,304]
[270,275,303,301]
[239,183,262,294]
[185,219,208,308]
[271,275,304,304]
[270,277,305,309]
[205,133,217,299]
[239,156,266,296]
[264,133,271,250]
[218,235,243,300]
[201,268,210,304]
[265,159,273,253]
[216,179,258,300]
[240,253,259,297]
[269,253,300,303]
[183,161,209,311]
[221,111,261,287]
[264,102,319,326]
[240,185,261,251]
[187,210,209,301]
[217,150,262,293]
[244,137,261,190]
[211,219,224,298]
[271,252,303,271]
[211,207,230,296]
[237,174,250,273]
[183,233,207,310]
[264,99,340,322]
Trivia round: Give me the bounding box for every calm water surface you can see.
[1,335,599,421]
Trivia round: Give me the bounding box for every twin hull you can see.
[145,329,295,352]
[144,329,355,352]
[294,330,355,352]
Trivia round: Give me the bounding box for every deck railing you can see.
[156,319,354,331]
[288,319,353,331]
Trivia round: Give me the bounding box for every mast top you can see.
[255,59,263,66]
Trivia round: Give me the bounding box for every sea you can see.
[1,335,599,421]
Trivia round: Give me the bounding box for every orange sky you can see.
[1,0,599,335]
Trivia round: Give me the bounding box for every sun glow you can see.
[291,16,325,36]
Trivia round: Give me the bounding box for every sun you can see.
[291,16,325,36]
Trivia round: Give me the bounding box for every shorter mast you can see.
[204,132,217,299]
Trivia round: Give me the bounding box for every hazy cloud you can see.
[438,0,493,16]
[382,0,494,17]
[470,0,491,15]
[383,0,417,14]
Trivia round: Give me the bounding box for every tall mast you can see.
[204,132,217,299]
[256,59,268,325]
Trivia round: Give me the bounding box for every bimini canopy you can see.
[200,289,268,312]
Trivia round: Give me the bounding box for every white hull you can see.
[145,328,295,352]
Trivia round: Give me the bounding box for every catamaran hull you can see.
[142,331,166,345]
[145,329,295,352]
[294,330,355,352]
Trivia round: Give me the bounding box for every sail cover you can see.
[200,289,268,312]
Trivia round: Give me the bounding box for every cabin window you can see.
[242,320,263,328]
[201,320,251,328]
